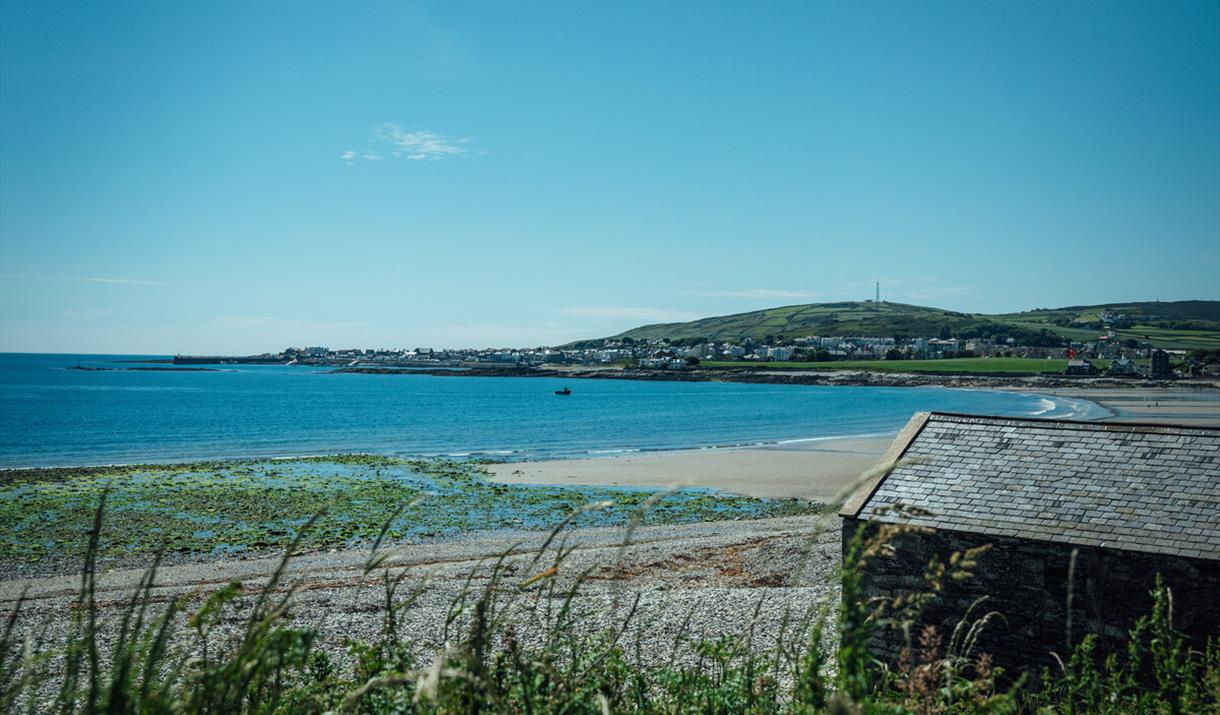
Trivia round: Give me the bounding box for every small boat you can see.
[554,387,572,395]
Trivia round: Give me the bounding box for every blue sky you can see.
[2,1,1218,354]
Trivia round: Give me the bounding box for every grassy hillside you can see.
[989,301,1220,350]
[586,300,1220,350]
[610,302,986,342]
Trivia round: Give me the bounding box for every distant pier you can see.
[172,355,287,365]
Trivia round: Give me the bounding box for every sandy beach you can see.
[1052,386,1220,427]
[490,436,892,500]
[490,387,1220,500]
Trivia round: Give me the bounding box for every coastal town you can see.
[167,300,1220,380]
[176,331,1218,379]
[4,0,1220,711]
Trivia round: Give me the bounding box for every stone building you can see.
[840,412,1219,677]
[1063,358,1099,376]
[1150,349,1173,380]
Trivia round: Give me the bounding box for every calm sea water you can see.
[0,353,1109,468]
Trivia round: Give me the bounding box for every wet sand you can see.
[489,436,892,500]
[489,387,1218,500]
[1052,387,1220,427]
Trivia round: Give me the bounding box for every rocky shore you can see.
[0,515,841,674]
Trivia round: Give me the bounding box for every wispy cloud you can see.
[87,277,166,286]
[378,123,471,160]
[1,273,165,286]
[559,306,699,323]
[60,308,115,320]
[343,122,474,163]
[685,288,818,300]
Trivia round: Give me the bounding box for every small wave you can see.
[1058,397,1115,421]
[587,448,641,455]
[1029,398,1057,416]
[774,431,896,445]
[1015,394,1113,421]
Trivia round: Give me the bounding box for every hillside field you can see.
[580,300,1220,351]
[1111,326,1220,351]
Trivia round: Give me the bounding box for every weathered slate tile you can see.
[850,413,1220,561]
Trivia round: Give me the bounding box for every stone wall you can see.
[841,517,1220,680]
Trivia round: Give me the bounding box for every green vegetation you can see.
[3,499,1216,713]
[988,319,1103,343]
[604,302,994,344]
[698,357,1081,374]
[1113,326,1220,351]
[0,457,816,567]
[571,300,1220,351]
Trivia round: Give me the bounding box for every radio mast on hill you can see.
[875,281,880,309]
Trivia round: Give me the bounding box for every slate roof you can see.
[840,413,1220,561]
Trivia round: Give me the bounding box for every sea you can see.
[0,353,1111,469]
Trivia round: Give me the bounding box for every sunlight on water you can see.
[0,354,1111,468]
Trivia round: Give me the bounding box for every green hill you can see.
[569,300,1220,351]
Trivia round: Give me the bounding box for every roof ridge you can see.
[925,411,1220,434]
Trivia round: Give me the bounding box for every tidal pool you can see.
[0,455,820,567]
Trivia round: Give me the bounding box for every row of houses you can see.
[572,335,1180,368]
[272,338,1211,379]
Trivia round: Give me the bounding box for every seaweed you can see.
[0,456,818,567]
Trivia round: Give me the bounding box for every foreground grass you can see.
[0,456,816,567]
[2,497,1216,714]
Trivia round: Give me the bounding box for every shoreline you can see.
[336,363,1220,391]
[486,387,1217,500]
[1,388,1213,579]
[1049,386,1220,427]
[3,386,1213,474]
[0,434,909,473]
